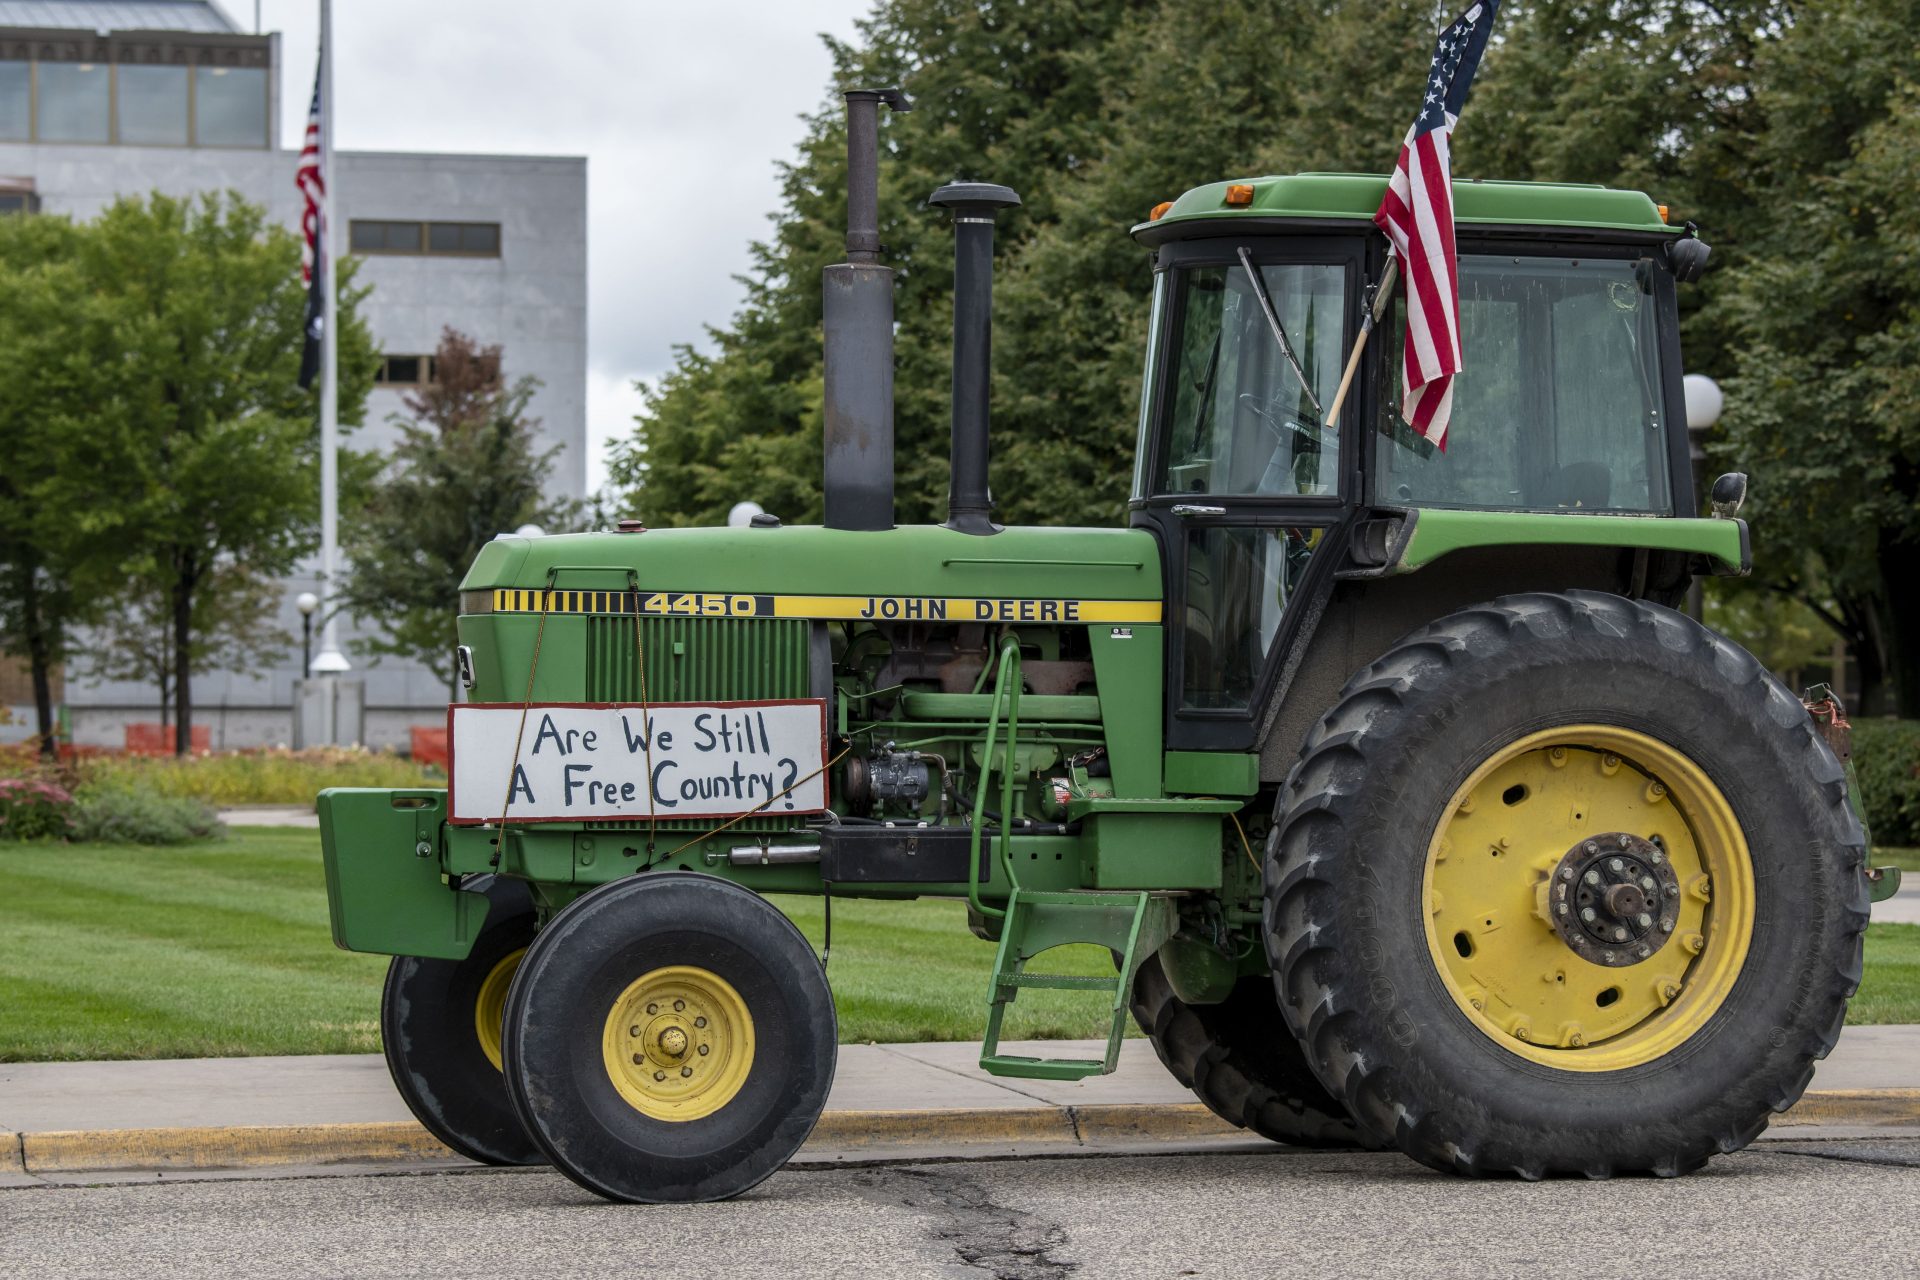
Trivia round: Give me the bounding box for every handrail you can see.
[966,637,1023,922]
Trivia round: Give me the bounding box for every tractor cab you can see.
[1126,174,1705,749]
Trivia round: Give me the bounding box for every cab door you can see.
[1129,235,1367,752]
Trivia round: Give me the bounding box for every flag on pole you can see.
[1374,1,1498,450]
[296,66,325,390]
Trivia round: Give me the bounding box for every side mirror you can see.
[1710,471,1747,519]
[1667,223,1711,283]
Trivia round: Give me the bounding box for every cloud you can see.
[260,0,865,491]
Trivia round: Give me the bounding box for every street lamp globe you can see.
[295,591,319,617]
[727,501,765,528]
[1683,373,1724,431]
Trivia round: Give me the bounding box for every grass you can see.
[0,829,1116,1062]
[2,829,1914,1063]
[1873,846,1920,872]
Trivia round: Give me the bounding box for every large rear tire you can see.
[1266,591,1869,1178]
[501,872,836,1203]
[1130,954,1370,1148]
[380,875,543,1166]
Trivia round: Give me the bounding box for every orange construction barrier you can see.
[410,725,449,770]
[125,723,210,755]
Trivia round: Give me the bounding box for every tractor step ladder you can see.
[977,886,1174,1080]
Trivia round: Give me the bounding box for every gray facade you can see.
[0,2,588,749]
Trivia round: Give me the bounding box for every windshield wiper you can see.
[1236,246,1324,421]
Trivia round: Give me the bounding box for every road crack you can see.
[854,1166,1077,1278]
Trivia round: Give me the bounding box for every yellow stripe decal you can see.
[488,589,1161,624]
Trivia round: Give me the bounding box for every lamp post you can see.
[1682,374,1725,620]
[295,591,319,677]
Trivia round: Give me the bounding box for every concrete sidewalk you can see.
[3,1026,1918,1184]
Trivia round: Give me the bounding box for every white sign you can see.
[449,700,828,824]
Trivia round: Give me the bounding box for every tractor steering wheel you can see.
[1237,393,1323,450]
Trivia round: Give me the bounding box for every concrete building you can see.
[0,0,588,750]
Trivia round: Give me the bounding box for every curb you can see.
[8,1092,1917,1180]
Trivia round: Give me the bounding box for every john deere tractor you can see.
[321,89,1895,1203]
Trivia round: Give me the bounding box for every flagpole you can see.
[311,0,352,738]
[1322,256,1397,431]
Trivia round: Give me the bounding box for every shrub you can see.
[68,786,224,845]
[78,746,436,806]
[0,776,76,841]
[1854,719,1920,848]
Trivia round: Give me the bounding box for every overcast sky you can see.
[251,0,871,494]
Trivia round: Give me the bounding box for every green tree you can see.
[76,191,375,755]
[342,328,583,687]
[0,212,137,759]
[75,565,289,729]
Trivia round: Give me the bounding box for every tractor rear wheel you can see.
[1130,954,1370,1148]
[1266,591,1869,1178]
[500,872,836,1203]
[380,875,543,1166]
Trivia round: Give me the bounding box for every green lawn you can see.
[0,829,1115,1062]
[1873,847,1920,872]
[1,829,1915,1063]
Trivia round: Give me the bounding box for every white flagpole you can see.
[311,0,352,738]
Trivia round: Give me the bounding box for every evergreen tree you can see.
[342,329,584,687]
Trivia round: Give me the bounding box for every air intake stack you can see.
[821,88,909,532]
[929,182,1021,536]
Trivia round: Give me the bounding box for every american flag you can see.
[1375,2,1499,449]
[296,65,325,389]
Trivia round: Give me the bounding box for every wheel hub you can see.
[1546,833,1682,966]
[601,966,755,1122]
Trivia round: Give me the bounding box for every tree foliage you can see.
[0,191,374,755]
[341,328,583,686]
[620,0,1919,708]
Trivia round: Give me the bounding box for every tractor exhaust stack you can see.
[821,88,909,532]
[930,182,1021,536]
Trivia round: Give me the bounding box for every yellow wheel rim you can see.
[1423,725,1754,1072]
[601,966,755,1121]
[473,947,526,1073]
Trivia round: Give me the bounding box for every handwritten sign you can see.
[448,700,828,825]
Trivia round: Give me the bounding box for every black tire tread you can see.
[1129,954,1371,1149]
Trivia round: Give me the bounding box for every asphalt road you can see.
[5,1141,1918,1278]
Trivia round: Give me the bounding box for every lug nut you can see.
[1549,747,1568,766]
[681,1066,693,1078]
[654,1070,666,1082]
[1581,908,1596,922]
[629,1025,641,1037]
[1646,781,1667,803]
[1557,903,1569,916]
[1585,870,1600,885]
[698,1044,710,1056]
[1609,857,1624,871]
[1613,927,1628,941]
[1663,983,1681,1002]
[1637,913,1653,928]
[1683,932,1705,954]
[1640,877,1656,892]
[674,999,686,1012]
[631,1053,643,1065]
[695,1016,708,1028]
[1470,997,1485,1010]
[1601,753,1621,773]
[647,1003,658,1015]
[1650,849,1665,864]
[1568,1032,1587,1047]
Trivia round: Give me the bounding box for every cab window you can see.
[1378,254,1672,513]
[1156,260,1346,498]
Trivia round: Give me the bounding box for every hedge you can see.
[1854,719,1920,848]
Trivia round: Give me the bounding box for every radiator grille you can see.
[583,616,812,703]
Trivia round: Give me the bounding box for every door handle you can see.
[1170,504,1227,517]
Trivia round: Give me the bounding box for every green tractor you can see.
[322,89,1893,1203]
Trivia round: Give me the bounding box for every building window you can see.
[374,355,437,387]
[0,38,270,149]
[0,191,39,215]
[36,61,111,144]
[192,65,267,147]
[0,61,28,141]
[350,220,503,258]
[117,64,189,147]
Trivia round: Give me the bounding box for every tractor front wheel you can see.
[500,872,836,1203]
[1266,591,1869,1178]
[380,875,543,1166]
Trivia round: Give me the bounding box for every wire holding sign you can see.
[447,700,830,825]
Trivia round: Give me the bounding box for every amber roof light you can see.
[1148,200,1173,221]
[1224,183,1255,207]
